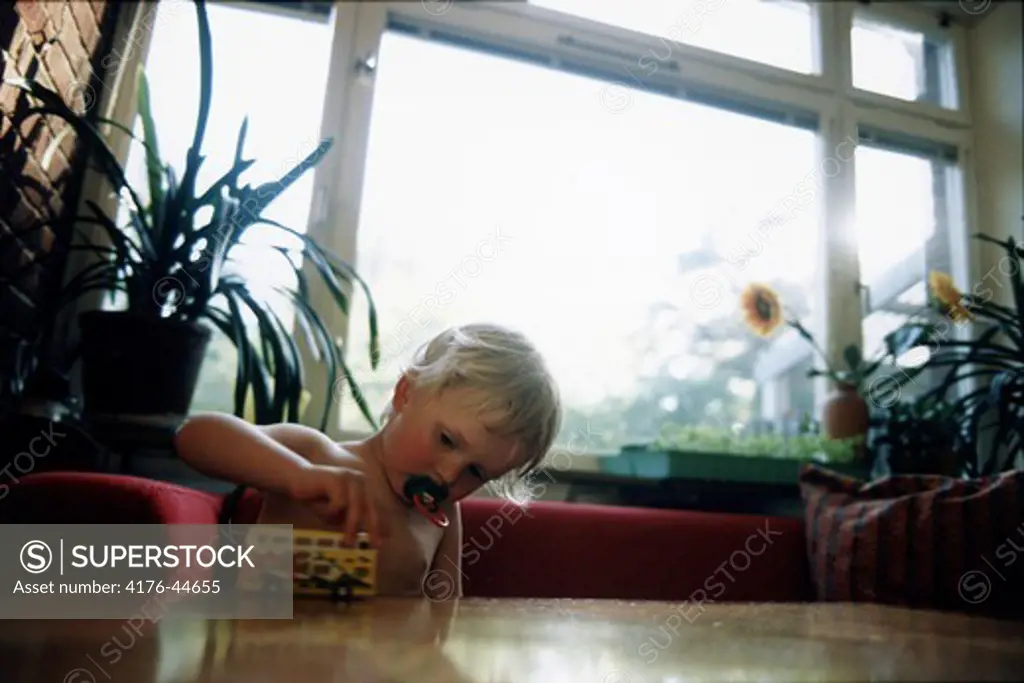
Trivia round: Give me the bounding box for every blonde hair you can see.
[384,323,562,499]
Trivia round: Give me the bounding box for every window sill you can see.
[551,448,869,487]
[516,449,865,517]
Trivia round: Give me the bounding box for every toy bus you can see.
[237,527,378,602]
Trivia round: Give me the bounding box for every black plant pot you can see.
[78,311,212,416]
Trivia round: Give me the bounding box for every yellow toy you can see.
[292,529,377,601]
[237,527,377,603]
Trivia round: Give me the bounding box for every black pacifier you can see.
[403,475,450,528]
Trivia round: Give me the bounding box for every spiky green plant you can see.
[875,231,1024,475]
[3,0,379,429]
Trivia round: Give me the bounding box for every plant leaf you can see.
[225,282,299,422]
[202,305,252,421]
[234,116,248,167]
[274,285,341,427]
[222,290,272,423]
[860,358,885,379]
[39,123,74,172]
[4,80,153,247]
[92,115,159,159]
[250,219,380,369]
[334,338,379,430]
[322,250,380,368]
[78,205,144,265]
[190,159,255,210]
[176,0,214,213]
[242,139,332,215]
[243,218,351,317]
[136,65,165,239]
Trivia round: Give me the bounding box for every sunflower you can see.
[928,271,973,323]
[741,283,784,337]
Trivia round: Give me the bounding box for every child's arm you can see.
[175,412,389,544]
[425,503,463,600]
[174,412,331,495]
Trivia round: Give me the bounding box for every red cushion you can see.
[200,487,814,601]
[0,472,223,525]
[2,473,812,602]
[460,497,812,601]
[799,464,1024,619]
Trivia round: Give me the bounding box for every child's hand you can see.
[288,464,389,546]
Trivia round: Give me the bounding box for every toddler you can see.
[174,323,562,598]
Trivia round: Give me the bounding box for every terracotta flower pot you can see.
[822,382,870,443]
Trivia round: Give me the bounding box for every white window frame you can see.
[296,0,978,440]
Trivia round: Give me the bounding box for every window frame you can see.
[297,1,978,444]
[848,1,970,118]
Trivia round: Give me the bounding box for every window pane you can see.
[124,3,332,414]
[764,355,816,433]
[854,144,936,286]
[852,13,958,108]
[341,32,821,451]
[532,0,817,74]
[863,310,914,361]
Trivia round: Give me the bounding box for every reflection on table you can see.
[1,599,1022,682]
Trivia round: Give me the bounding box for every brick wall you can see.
[1,0,119,323]
[1,1,120,414]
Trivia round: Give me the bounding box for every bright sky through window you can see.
[128,0,946,444]
[342,30,823,435]
[853,15,930,103]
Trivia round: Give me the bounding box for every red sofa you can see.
[0,471,814,602]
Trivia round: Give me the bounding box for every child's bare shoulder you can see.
[323,441,370,470]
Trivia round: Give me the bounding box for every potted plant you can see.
[3,0,380,430]
[867,396,966,477]
[739,283,891,446]
[880,233,1024,475]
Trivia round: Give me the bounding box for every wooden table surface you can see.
[2,598,1022,682]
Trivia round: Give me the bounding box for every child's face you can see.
[379,375,523,505]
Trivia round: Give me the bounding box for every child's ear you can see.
[391,373,412,413]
